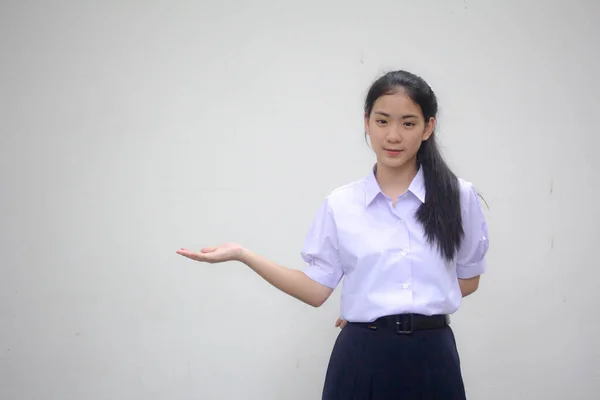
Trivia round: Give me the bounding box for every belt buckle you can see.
[396,313,414,335]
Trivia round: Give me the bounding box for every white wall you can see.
[1,0,599,399]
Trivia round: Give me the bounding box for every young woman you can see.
[177,70,489,399]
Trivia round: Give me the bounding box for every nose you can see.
[385,124,402,143]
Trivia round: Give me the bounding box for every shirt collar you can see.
[364,164,426,206]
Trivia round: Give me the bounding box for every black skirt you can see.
[321,322,467,400]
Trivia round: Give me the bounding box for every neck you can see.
[375,161,418,199]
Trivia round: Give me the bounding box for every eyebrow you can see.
[373,111,418,119]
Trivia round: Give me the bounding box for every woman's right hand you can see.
[176,242,246,264]
[177,242,334,308]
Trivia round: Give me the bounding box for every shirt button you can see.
[400,250,408,256]
[403,284,409,289]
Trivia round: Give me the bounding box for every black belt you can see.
[352,313,449,335]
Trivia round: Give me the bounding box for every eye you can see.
[376,119,388,125]
[404,122,416,127]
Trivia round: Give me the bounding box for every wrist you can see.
[235,247,253,264]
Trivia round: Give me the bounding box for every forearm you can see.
[238,249,333,307]
[458,276,480,297]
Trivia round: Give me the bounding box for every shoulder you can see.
[457,177,476,197]
[457,177,486,216]
[324,178,368,209]
[304,178,367,232]
[457,177,483,199]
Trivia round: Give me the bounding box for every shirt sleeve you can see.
[456,181,490,279]
[300,196,344,289]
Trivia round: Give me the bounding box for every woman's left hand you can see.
[335,317,347,329]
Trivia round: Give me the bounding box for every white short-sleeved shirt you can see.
[301,167,489,322]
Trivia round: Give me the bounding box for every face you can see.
[364,90,434,170]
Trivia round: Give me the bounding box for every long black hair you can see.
[364,70,463,262]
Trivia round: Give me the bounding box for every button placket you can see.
[394,208,412,292]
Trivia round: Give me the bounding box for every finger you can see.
[201,247,218,253]
[335,317,342,327]
[340,320,347,329]
[177,249,207,262]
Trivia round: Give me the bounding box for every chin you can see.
[379,157,408,169]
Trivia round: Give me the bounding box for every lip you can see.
[384,149,403,156]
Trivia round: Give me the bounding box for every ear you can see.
[364,113,370,136]
[422,117,435,141]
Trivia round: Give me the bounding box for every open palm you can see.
[176,242,245,264]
